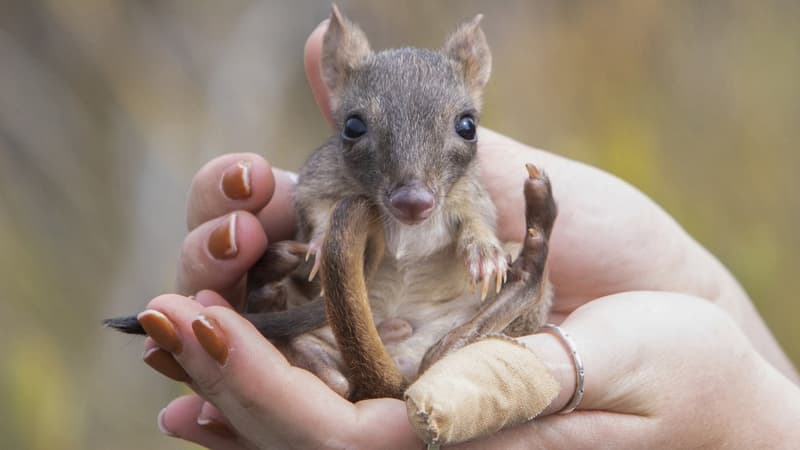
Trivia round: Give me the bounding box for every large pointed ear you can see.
[443,14,491,101]
[321,4,372,106]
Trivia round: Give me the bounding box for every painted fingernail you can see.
[221,160,252,200]
[197,417,236,438]
[137,310,182,354]
[157,407,177,437]
[192,315,229,366]
[143,347,191,382]
[208,213,238,259]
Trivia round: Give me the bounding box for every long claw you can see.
[480,276,490,302]
[308,256,321,282]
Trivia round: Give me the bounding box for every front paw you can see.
[304,236,324,282]
[464,239,509,301]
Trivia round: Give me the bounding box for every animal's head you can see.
[321,5,491,225]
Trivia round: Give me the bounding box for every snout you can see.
[386,185,435,225]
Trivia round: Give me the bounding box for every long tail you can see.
[103,298,327,341]
[103,315,146,334]
[321,196,405,400]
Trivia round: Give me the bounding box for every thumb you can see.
[522,292,733,416]
[304,19,333,128]
[453,291,753,449]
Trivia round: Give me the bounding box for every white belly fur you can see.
[368,249,479,380]
[310,212,486,381]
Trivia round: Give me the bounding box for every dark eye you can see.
[342,116,367,140]
[455,115,477,141]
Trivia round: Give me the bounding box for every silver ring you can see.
[539,323,585,414]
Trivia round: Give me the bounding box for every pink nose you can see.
[388,186,435,225]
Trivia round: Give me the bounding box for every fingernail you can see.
[137,310,182,354]
[197,418,236,438]
[157,407,177,437]
[143,347,191,383]
[192,314,229,366]
[221,160,252,200]
[208,213,238,259]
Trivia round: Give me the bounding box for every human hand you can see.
[147,291,800,449]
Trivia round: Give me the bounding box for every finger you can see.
[188,303,356,447]
[140,291,229,385]
[516,294,647,417]
[195,289,236,309]
[194,303,422,450]
[145,292,423,449]
[518,292,746,418]
[304,19,333,127]
[453,292,746,449]
[186,153,276,231]
[254,168,297,243]
[159,395,250,450]
[143,292,348,448]
[176,211,268,306]
[142,336,191,383]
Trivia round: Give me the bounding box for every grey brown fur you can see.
[268,6,556,399]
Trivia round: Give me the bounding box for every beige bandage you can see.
[404,335,559,446]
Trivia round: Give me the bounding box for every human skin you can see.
[138,20,800,449]
[147,291,800,449]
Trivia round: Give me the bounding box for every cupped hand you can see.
[148,291,799,449]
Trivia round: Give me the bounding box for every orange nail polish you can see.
[137,310,182,354]
[207,213,238,259]
[192,315,229,366]
[143,347,191,382]
[221,160,252,200]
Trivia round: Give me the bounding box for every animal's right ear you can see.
[322,4,372,107]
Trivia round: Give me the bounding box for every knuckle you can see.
[194,370,228,399]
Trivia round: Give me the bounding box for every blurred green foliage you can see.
[0,1,797,449]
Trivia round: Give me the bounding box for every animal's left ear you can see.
[443,14,492,101]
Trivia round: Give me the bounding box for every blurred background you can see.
[0,1,797,448]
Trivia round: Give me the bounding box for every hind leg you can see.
[419,164,557,372]
[278,331,351,398]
